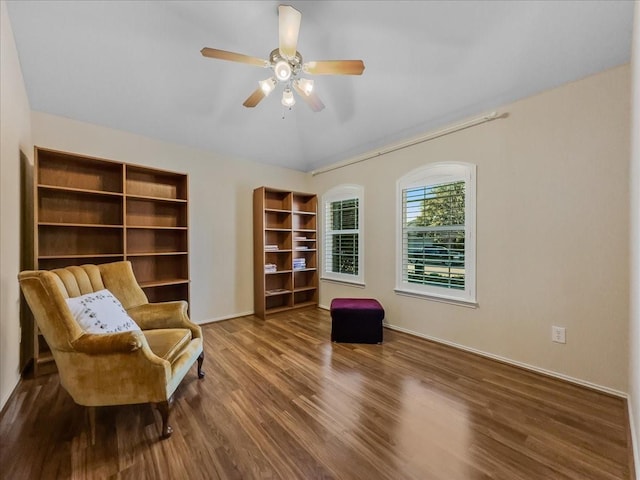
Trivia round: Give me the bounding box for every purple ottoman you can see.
[330,298,384,344]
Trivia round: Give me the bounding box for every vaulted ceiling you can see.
[6,1,634,171]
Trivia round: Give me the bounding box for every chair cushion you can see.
[66,289,141,334]
[144,328,192,364]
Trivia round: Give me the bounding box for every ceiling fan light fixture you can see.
[274,60,292,82]
[201,4,364,113]
[295,78,314,96]
[281,88,295,108]
[259,77,277,95]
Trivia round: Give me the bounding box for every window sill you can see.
[321,277,365,288]
[394,288,477,308]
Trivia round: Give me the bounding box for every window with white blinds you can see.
[322,185,364,285]
[396,163,476,305]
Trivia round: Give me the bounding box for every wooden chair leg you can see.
[155,398,173,439]
[197,351,205,379]
[87,406,96,446]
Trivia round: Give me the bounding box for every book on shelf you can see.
[264,263,277,273]
[265,245,279,251]
[293,258,306,270]
[294,246,309,250]
[294,236,307,241]
[265,288,289,295]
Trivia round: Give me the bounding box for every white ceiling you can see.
[6,1,634,172]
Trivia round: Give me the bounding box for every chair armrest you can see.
[71,331,144,355]
[127,302,202,339]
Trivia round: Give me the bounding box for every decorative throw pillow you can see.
[65,289,141,334]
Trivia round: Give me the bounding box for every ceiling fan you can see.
[201,4,365,112]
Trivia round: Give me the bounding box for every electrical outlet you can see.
[552,326,566,344]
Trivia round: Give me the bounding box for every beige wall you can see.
[629,1,640,474]
[312,65,631,394]
[31,112,311,325]
[0,0,33,409]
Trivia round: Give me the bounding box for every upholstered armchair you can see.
[18,261,204,441]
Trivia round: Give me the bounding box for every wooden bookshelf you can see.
[253,187,318,318]
[27,147,190,376]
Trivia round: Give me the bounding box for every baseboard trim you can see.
[383,322,627,398]
[628,398,639,480]
[198,311,254,325]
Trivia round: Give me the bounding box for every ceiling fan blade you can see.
[242,86,266,108]
[304,60,365,75]
[278,5,301,59]
[292,82,325,112]
[201,47,267,67]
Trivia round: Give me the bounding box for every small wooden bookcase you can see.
[253,187,318,319]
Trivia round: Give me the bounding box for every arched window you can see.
[396,163,476,305]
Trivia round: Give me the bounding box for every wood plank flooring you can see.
[0,308,633,479]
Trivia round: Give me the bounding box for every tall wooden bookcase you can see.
[253,187,318,319]
[28,147,189,375]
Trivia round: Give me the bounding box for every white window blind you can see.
[402,181,465,289]
[322,185,364,285]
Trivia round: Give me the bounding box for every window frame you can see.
[395,162,476,306]
[321,184,365,286]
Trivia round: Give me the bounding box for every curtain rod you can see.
[310,111,506,176]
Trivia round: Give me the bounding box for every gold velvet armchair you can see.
[18,261,204,440]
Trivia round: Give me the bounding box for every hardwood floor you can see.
[0,308,633,479]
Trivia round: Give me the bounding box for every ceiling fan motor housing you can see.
[270,48,302,82]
